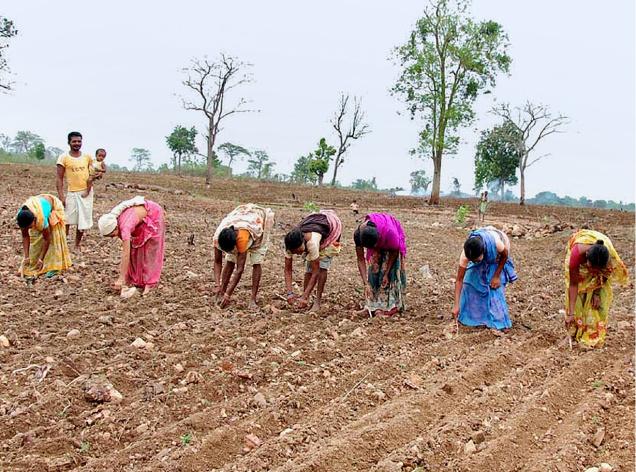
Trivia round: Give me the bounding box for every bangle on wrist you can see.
[287,290,294,296]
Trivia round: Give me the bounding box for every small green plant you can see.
[79,441,90,453]
[455,205,469,225]
[592,380,604,389]
[303,201,319,212]
[180,432,193,446]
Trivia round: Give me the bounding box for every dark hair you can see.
[354,222,379,248]
[218,227,237,252]
[284,228,304,251]
[16,206,35,228]
[67,131,82,143]
[464,236,485,261]
[95,148,106,156]
[587,240,609,268]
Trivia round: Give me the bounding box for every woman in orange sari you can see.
[564,229,628,348]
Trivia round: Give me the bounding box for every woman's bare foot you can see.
[309,301,321,313]
[142,286,152,296]
[248,300,259,311]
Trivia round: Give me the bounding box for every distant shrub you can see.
[303,201,319,212]
[455,205,469,225]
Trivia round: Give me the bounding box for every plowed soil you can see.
[1,163,633,472]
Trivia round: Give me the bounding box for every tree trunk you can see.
[519,168,526,205]
[500,178,504,201]
[318,173,324,186]
[178,153,182,175]
[429,155,442,205]
[330,154,343,186]
[206,124,214,186]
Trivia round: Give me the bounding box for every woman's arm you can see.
[116,239,132,288]
[300,259,321,302]
[567,265,579,321]
[382,250,399,287]
[222,252,247,304]
[38,227,51,268]
[284,257,295,302]
[21,227,30,258]
[490,247,508,289]
[452,266,467,318]
[213,247,223,294]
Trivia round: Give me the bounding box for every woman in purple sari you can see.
[354,213,407,317]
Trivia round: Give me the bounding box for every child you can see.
[84,148,107,197]
[478,191,488,223]
[350,200,359,216]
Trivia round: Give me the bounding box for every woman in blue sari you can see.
[451,227,518,330]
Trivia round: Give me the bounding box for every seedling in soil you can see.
[592,380,604,389]
[80,441,90,453]
[180,432,193,446]
[303,201,319,212]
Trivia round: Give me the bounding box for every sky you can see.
[1,0,634,202]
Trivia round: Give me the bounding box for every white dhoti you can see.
[65,190,94,230]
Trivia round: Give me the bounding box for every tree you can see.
[329,93,371,186]
[32,142,45,160]
[181,54,254,185]
[308,138,336,186]
[166,125,198,174]
[351,177,378,191]
[0,16,18,92]
[246,150,271,179]
[409,169,432,195]
[291,154,316,184]
[492,101,568,205]
[451,177,461,195]
[218,142,250,170]
[392,0,511,204]
[12,130,43,154]
[129,148,152,172]
[474,121,520,200]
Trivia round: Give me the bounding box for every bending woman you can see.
[16,194,72,281]
[564,229,628,348]
[354,213,407,317]
[98,196,166,297]
[452,226,518,330]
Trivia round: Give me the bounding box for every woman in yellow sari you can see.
[564,229,628,348]
[16,194,72,280]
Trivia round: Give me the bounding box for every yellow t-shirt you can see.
[56,153,93,192]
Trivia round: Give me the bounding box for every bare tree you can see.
[492,102,568,205]
[329,93,370,186]
[181,54,254,185]
[0,16,18,92]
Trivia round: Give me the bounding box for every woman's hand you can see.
[219,293,232,309]
[286,291,297,305]
[564,308,575,328]
[489,276,501,289]
[591,293,601,310]
[451,304,460,319]
[35,258,44,271]
[381,274,390,288]
[295,297,309,309]
[114,277,125,290]
[364,284,372,299]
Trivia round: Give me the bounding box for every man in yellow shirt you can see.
[56,131,100,250]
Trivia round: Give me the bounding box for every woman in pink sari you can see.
[98,196,165,297]
[354,213,407,317]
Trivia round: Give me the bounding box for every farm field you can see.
[0,163,634,472]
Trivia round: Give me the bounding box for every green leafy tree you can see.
[474,121,520,200]
[32,142,45,160]
[45,146,63,160]
[247,150,271,179]
[166,125,198,174]
[308,138,336,186]
[351,177,377,191]
[181,54,255,186]
[392,0,511,204]
[409,169,432,195]
[492,101,568,205]
[12,130,43,154]
[0,133,11,151]
[291,154,316,184]
[129,147,153,172]
[0,16,18,92]
[218,142,250,170]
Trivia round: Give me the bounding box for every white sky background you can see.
[1,0,634,202]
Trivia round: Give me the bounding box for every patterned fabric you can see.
[459,228,518,330]
[564,229,629,347]
[319,210,342,250]
[118,200,165,288]
[365,251,406,315]
[21,195,72,277]
[213,204,274,252]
